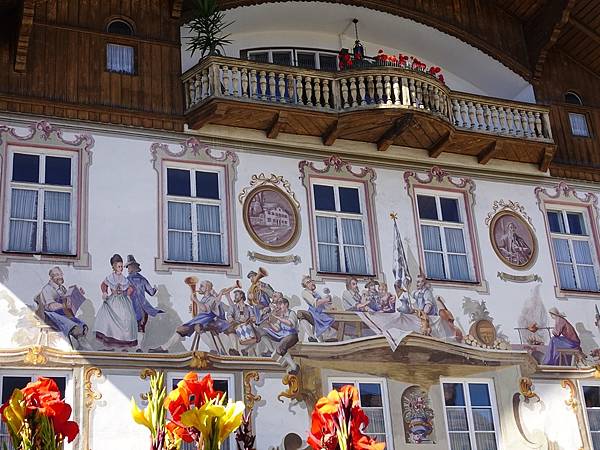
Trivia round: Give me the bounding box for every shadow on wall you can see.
[144,284,186,353]
[576,322,599,354]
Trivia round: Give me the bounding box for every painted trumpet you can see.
[184,276,199,316]
[219,280,242,295]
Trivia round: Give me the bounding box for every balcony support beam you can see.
[189,103,227,129]
[377,114,414,152]
[477,141,501,165]
[14,0,35,73]
[428,131,453,158]
[266,111,289,139]
[322,119,344,146]
[539,146,556,172]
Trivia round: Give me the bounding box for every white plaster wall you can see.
[180,2,535,101]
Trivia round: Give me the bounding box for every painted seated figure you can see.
[35,266,90,350]
[543,307,581,366]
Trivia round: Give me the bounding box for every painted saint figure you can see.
[543,307,582,366]
[94,254,138,350]
[151,280,229,353]
[412,274,438,316]
[497,220,532,266]
[125,254,163,351]
[301,276,336,341]
[34,266,90,350]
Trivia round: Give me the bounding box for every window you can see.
[0,373,70,450]
[170,373,233,450]
[106,19,135,74]
[583,384,600,449]
[547,209,599,292]
[4,150,77,255]
[312,182,371,275]
[442,381,500,450]
[244,47,338,70]
[416,192,474,282]
[565,91,583,105]
[165,165,226,265]
[569,112,590,137]
[329,378,393,448]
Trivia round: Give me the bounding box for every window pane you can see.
[313,185,335,211]
[469,384,491,406]
[588,409,600,432]
[318,244,340,272]
[197,204,220,233]
[567,212,586,235]
[417,195,438,220]
[43,223,70,254]
[319,54,338,71]
[472,408,495,431]
[593,432,600,450]
[441,198,460,222]
[569,112,590,137]
[168,202,192,231]
[445,228,466,253]
[45,156,71,186]
[448,255,470,281]
[44,191,70,222]
[297,52,316,69]
[248,52,269,63]
[8,221,36,252]
[584,386,600,408]
[339,187,361,213]
[11,189,37,220]
[553,238,572,263]
[1,377,31,403]
[359,383,382,407]
[557,262,577,290]
[573,240,593,265]
[341,219,364,245]
[168,232,192,261]
[316,216,338,244]
[475,433,497,450]
[167,168,191,197]
[449,433,472,450]
[422,225,442,251]
[195,171,220,200]
[106,43,135,74]
[443,383,466,406]
[272,51,292,66]
[198,234,222,264]
[344,247,368,274]
[425,252,445,279]
[12,153,39,183]
[578,266,598,292]
[446,409,469,431]
[547,211,565,233]
[363,408,385,434]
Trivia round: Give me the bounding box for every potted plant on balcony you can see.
[186,0,234,58]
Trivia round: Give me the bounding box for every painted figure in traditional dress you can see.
[378,282,396,313]
[246,269,274,325]
[395,279,413,314]
[95,254,138,351]
[125,254,163,352]
[497,220,532,266]
[543,307,582,365]
[362,280,383,312]
[150,280,229,353]
[412,274,438,316]
[264,293,300,373]
[34,266,90,350]
[224,289,258,356]
[301,276,337,342]
[342,277,362,310]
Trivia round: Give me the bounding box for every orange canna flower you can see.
[166,419,194,443]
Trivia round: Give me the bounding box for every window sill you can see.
[0,251,90,268]
[155,257,241,276]
[310,269,380,283]
[105,69,138,77]
[555,286,600,299]
[426,278,489,294]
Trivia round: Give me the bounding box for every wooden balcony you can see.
[183,56,555,170]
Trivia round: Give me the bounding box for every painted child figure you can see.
[125,255,163,352]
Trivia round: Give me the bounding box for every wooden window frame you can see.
[405,167,486,292]
[579,380,600,449]
[439,378,502,450]
[300,155,382,282]
[536,182,600,298]
[152,138,240,275]
[0,121,93,268]
[567,111,592,138]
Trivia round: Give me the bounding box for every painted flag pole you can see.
[390,212,411,291]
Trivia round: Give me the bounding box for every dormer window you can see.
[565,91,583,105]
[106,19,135,75]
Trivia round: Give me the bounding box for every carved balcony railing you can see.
[183,56,553,142]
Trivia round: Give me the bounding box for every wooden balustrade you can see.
[182,56,553,143]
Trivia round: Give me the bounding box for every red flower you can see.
[166,420,194,443]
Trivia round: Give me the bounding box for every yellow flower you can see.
[1,389,27,436]
[130,397,153,433]
[218,400,245,443]
[180,398,225,438]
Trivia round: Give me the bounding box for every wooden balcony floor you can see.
[187,97,555,169]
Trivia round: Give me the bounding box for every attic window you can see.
[565,91,583,106]
[106,19,134,36]
[106,19,135,75]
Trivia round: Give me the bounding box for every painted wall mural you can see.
[489,210,537,270]
[401,385,435,444]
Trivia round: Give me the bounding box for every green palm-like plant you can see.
[186,0,234,58]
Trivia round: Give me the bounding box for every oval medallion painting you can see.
[490,210,537,270]
[243,186,299,250]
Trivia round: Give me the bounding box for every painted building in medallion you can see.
[0,0,600,449]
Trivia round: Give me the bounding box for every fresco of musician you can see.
[34,266,91,350]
